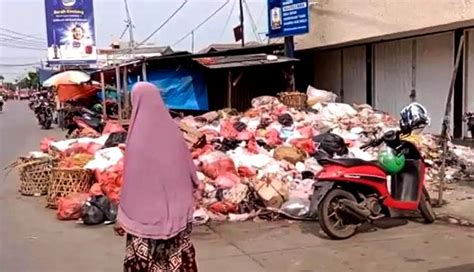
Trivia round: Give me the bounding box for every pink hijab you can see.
[118,82,199,239]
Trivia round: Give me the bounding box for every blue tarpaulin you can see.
[128,68,209,111]
[37,68,55,84]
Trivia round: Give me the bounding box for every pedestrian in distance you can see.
[116,82,203,271]
[0,93,5,112]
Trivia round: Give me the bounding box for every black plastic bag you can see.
[103,131,127,148]
[312,133,348,157]
[277,113,294,127]
[81,195,118,225]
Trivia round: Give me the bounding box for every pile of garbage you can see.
[183,87,474,222]
[24,87,473,224]
[37,126,127,224]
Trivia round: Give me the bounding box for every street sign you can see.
[267,0,309,38]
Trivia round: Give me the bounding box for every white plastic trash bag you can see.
[306,85,337,105]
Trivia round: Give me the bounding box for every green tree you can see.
[17,72,39,89]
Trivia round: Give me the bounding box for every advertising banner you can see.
[267,0,309,38]
[44,0,97,65]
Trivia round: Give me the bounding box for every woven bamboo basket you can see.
[47,168,93,208]
[18,158,58,196]
[278,92,308,109]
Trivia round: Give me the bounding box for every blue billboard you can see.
[267,0,309,38]
[44,0,97,65]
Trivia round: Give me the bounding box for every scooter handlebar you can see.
[360,138,384,150]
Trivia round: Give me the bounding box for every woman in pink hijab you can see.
[117,82,201,271]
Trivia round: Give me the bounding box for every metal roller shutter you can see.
[415,32,454,134]
[374,39,413,117]
[342,46,367,104]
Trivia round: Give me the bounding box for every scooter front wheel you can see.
[419,187,436,224]
[318,189,358,239]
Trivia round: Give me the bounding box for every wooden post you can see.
[115,66,123,123]
[227,71,232,108]
[438,35,465,206]
[123,67,129,118]
[100,71,106,117]
[142,62,148,82]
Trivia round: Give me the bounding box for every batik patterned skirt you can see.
[123,224,197,272]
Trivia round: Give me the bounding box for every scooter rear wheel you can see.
[318,189,358,239]
[419,187,436,224]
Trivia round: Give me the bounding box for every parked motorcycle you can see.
[463,112,474,138]
[66,106,104,138]
[33,100,55,129]
[310,103,435,239]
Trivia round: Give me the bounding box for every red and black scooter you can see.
[309,129,436,239]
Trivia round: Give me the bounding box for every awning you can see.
[57,84,99,102]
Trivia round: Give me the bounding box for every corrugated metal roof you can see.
[198,42,263,54]
[195,54,298,69]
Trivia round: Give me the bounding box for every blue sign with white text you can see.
[267,0,309,38]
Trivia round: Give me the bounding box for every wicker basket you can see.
[47,168,93,208]
[278,92,308,109]
[19,158,58,196]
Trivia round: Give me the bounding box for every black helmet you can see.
[400,102,430,132]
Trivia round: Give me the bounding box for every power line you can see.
[119,25,129,39]
[0,42,46,51]
[0,34,44,47]
[0,62,40,67]
[243,0,263,43]
[136,0,189,48]
[0,33,44,44]
[219,0,237,39]
[173,0,231,47]
[0,27,44,42]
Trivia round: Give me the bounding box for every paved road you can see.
[1,101,473,272]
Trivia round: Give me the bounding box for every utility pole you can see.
[191,31,195,53]
[239,0,245,47]
[123,0,135,58]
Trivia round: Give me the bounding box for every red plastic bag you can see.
[297,126,314,138]
[290,138,316,155]
[236,130,254,141]
[102,121,125,135]
[238,166,257,178]
[208,201,238,214]
[94,160,124,204]
[40,137,56,152]
[246,139,259,154]
[56,193,90,220]
[192,145,214,159]
[220,121,238,139]
[265,129,282,146]
[89,183,103,196]
[201,157,237,180]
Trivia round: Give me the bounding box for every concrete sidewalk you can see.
[430,181,474,225]
[195,220,474,272]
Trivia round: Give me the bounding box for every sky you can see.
[0,0,268,81]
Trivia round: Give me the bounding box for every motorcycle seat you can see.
[319,158,382,169]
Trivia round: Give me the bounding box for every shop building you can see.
[295,0,474,137]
